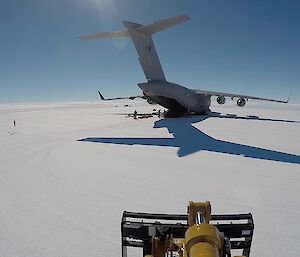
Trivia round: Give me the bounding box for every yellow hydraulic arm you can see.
[121,201,254,257]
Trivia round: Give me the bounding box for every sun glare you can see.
[82,0,117,16]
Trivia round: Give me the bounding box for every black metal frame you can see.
[121,211,254,257]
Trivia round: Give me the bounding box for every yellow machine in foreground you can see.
[121,201,254,257]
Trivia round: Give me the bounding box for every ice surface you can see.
[0,100,299,257]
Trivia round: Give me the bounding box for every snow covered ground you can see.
[0,100,299,257]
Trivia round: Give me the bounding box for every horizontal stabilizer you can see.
[136,15,190,35]
[80,15,190,40]
[80,31,129,40]
[81,15,190,81]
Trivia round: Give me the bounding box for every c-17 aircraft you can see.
[81,15,289,116]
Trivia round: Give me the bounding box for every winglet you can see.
[286,91,292,103]
[98,91,106,101]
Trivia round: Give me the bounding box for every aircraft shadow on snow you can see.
[78,113,300,164]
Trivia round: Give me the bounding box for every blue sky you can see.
[0,0,299,103]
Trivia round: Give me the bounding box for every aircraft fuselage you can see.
[138,81,211,114]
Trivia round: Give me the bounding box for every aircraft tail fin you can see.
[123,15,190,81]
[80,15,190,82]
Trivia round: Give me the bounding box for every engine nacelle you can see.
[147,99,156,105]
[237,98,246,107]
[217,96,226,105]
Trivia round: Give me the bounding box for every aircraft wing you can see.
[98,91,144,101]
[80,31,129,40]
[193,89,290,103]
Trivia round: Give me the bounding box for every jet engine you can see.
[217,96,226,105]
[147,99,156,105]
[237,98,246,107]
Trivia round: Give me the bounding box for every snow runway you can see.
[0,101,299,257]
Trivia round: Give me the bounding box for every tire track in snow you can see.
[0,177,117,248]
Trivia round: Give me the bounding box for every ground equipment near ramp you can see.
[121,201,254,257]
